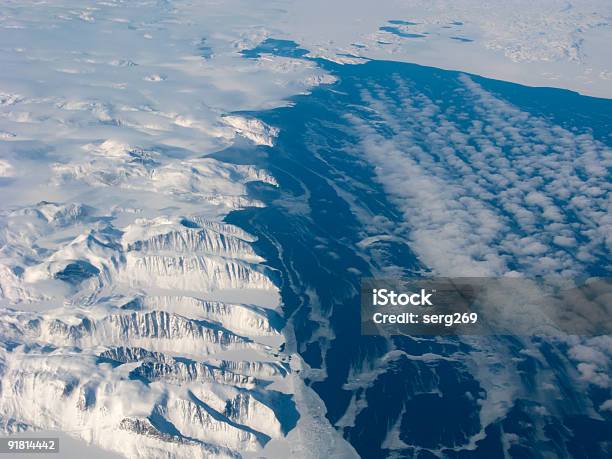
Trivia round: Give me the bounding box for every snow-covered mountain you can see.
[0,187,300,458]
[0,1,354,457]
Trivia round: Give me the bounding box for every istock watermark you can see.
[371,288,434,307]
[361,277,612,336]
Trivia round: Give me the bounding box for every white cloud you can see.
[346,73,611,278]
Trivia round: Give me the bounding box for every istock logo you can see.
[372,288,434,307]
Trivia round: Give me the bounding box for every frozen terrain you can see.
[274,0,612,98]
[0,1,611,458]
[2,0,611,104]
[0,0,354,457]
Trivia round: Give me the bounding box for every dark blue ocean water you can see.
[216,40,612,458]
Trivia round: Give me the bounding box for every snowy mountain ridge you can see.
[0,193,300,457]
[0,1,355,456]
